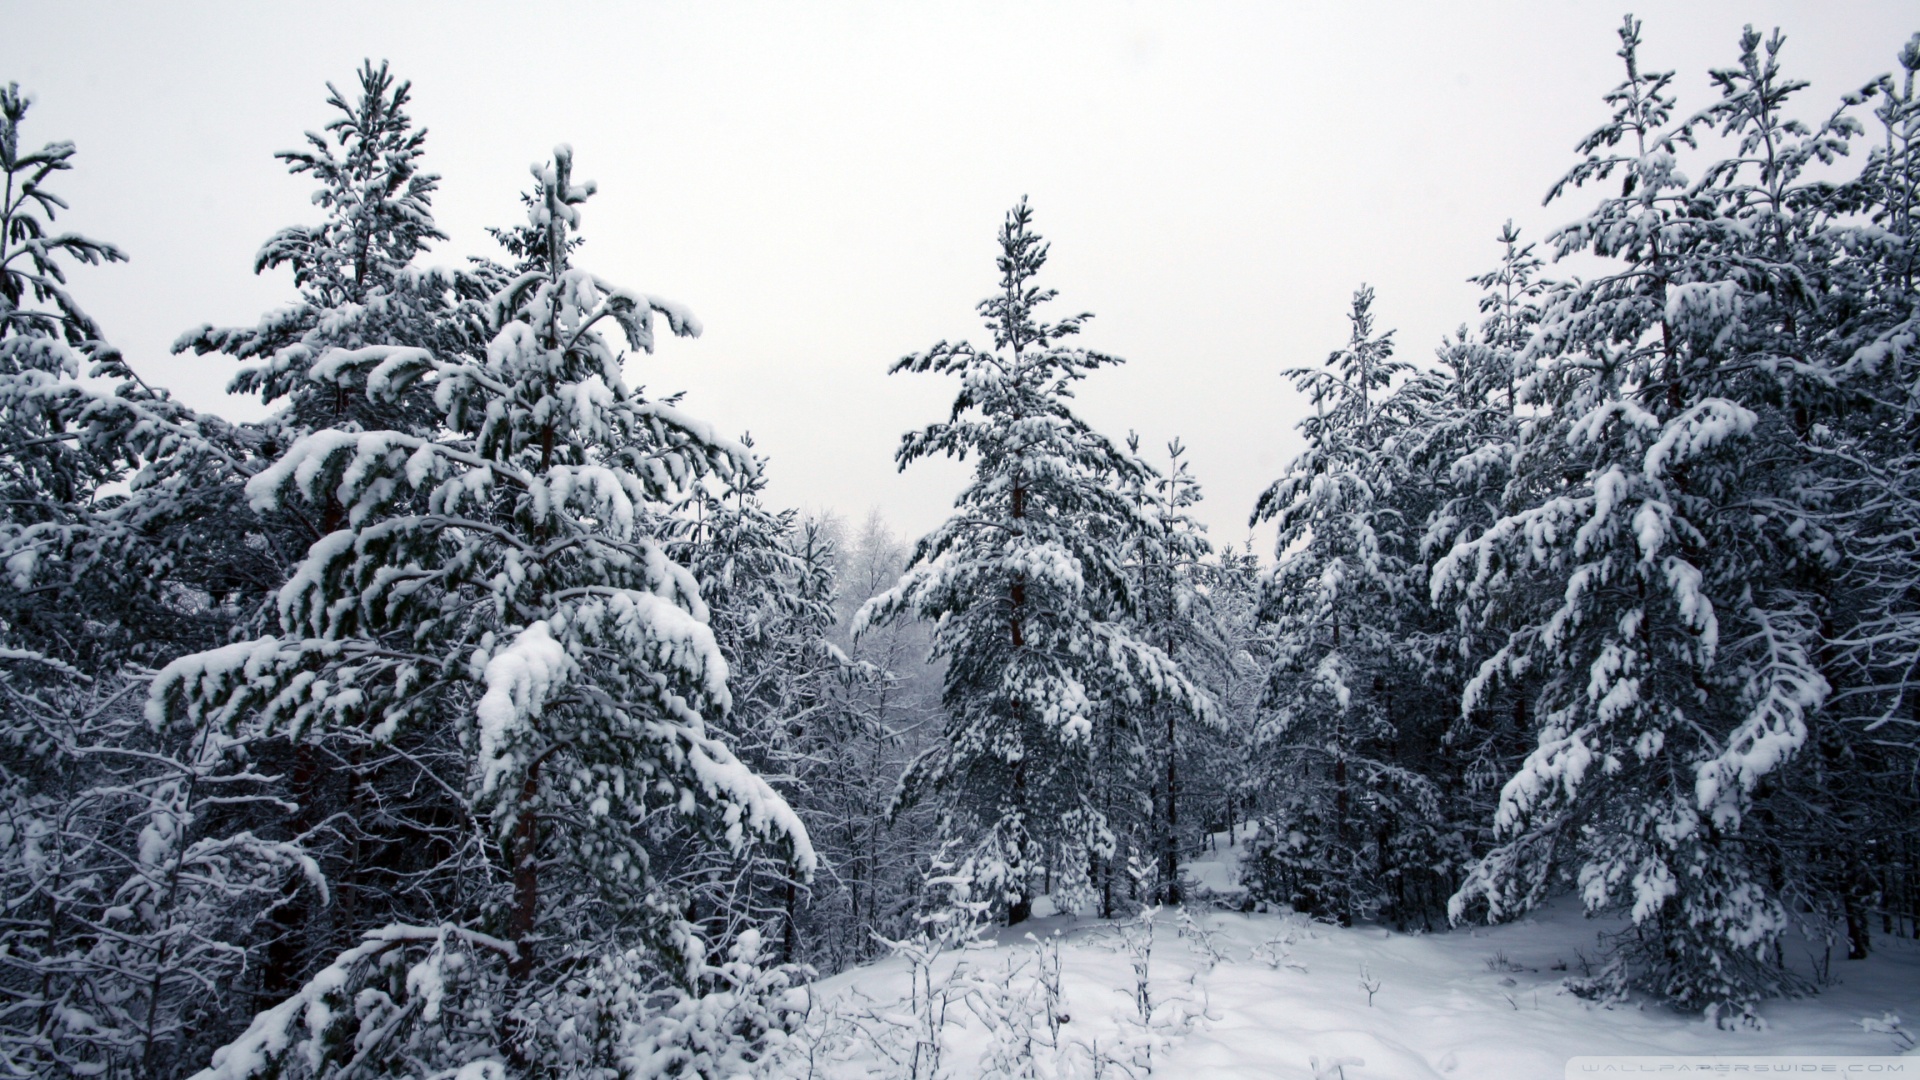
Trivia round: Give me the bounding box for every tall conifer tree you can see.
[1437,19,1877,1021]
[859,200,1209,924]
[159,146,811,1075]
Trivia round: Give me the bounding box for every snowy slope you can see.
[788,828,1920,1078]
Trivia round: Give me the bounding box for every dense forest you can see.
[2,15,1917,1077]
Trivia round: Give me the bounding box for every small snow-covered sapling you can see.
[1311,1053,1365,1079]
[1860,1012,1914,1052]
[1175,906,1232,970]
[1252,915,1311,974]
[1122,905,1158,1025]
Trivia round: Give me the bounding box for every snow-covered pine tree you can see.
[858,199,1210,925]
[1,655,323,1079]
[1247,286,1457,928]
[1413,223,1548,646]
[1436,18,1884,1021]
[156,146,812,1076]
[1079,437,1211,915]
[1,79,131,671]
[663,452,858,965]
[0,84,319,1080]
[175,60,452,449]
[1804,31,1920,949]
[1779,30,1920,963]
[159,63,488,1008]
[161,60,463,668]
[1117,435,1223,906]
[1194,543,1274,857]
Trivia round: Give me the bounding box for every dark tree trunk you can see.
[1164,704,1181,905]
[1334,741,1351,928]
[1008,755,1031,926]
[1846,858,1873,960]
[508,762,541,981]
[783,878,799,964]
[262,743,321,998]
[1005,476,1031,927]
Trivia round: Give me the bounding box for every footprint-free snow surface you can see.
[791,826,1920,1078]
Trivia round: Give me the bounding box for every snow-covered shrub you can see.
[1251,915,1314,974]
[1859,1011,1915,1054]
[620,928,808,1080]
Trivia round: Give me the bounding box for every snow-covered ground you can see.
[789,827,1920,1078]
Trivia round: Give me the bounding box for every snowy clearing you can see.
[791,829,1920,1078]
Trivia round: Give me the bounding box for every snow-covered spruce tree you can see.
[858,199,1210,925]
[1246,286,1459,928]
[155,146,812,1077]
[1436,19,1890,1021]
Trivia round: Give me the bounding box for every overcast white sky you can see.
[5,2,1913,552]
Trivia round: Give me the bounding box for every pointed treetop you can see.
[258,59,445,300]
[0,83,127,338]
[977,196,1090,356]
[531,144,597,273]
[1546,15,1691,205]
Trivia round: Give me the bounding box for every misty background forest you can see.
[2,10,1919,1078]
